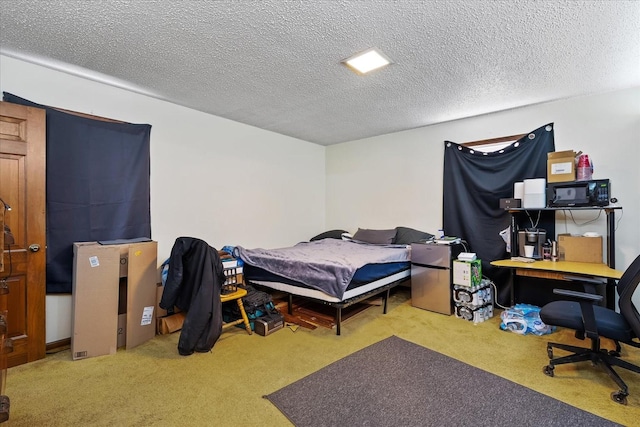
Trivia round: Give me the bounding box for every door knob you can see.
[28,244,41,252]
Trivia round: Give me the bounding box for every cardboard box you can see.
[453,259,482,288]
[557,234,603,263]
[156,283,167,319]
[117,313,127,348]
[156,282,186,334]
[547,150,577,183]
[71,243,120,360]
[158,312,186,335]
[72,240,157,360]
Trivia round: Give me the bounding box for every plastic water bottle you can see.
[576,154,593,181]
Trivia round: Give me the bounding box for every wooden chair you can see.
[220,287,252,335]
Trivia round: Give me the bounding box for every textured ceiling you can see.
[1,1,639,146]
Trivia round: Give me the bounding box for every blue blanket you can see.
[235,239,410,299]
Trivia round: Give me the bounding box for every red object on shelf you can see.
[576,154,593,181]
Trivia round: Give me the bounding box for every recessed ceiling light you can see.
[342,48,391,75]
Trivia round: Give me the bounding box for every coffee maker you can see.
[518,228,546,259]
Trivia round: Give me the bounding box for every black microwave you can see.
[547,179,610,207]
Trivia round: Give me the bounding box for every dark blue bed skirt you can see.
[243,261,410,292]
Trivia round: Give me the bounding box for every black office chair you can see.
[539,254,640,405]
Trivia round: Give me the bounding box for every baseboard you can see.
[46,338,71,354]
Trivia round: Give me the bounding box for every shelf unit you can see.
[506,206,622,308]
[507,206,621,269]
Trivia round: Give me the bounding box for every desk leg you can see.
[510,213,518,257]
[509,269,515,307]
[509,213,517,306]
[605,209,615,269]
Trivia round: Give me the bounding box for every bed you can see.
[235,229,427,335]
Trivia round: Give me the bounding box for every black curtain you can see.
[443,123,555,306]
[3,92,151,293]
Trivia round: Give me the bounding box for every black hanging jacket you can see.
[160,237,226,355]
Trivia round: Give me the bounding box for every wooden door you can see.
[0,101,46,367]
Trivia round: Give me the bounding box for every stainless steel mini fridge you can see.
[410,242,462,315]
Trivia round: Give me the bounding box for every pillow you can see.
[310,229,348,241]
[394,226,434,244]
[352,228,397,244]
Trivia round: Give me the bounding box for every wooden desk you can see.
[491,259,623,309]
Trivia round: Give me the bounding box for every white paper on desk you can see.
[499,226,511,252]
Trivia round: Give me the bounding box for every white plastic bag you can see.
[500,303,555,335]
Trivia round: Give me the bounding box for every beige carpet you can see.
[6,288,640,426]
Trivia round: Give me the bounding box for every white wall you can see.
[0,55,326,343]
[327,88,640,271]
[3,54,638,343]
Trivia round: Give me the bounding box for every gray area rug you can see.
[265,335,620,427]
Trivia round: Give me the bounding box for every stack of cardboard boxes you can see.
[547,150,605,264]
[72,240,157,360]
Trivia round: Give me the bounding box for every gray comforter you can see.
[235,239,410,299]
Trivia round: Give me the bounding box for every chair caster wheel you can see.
[608,350,620,357]
[611,391,628,405]
[547,346,553,359]
[543,365,554,377]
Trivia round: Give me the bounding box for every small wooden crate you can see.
[222,266,241,294]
